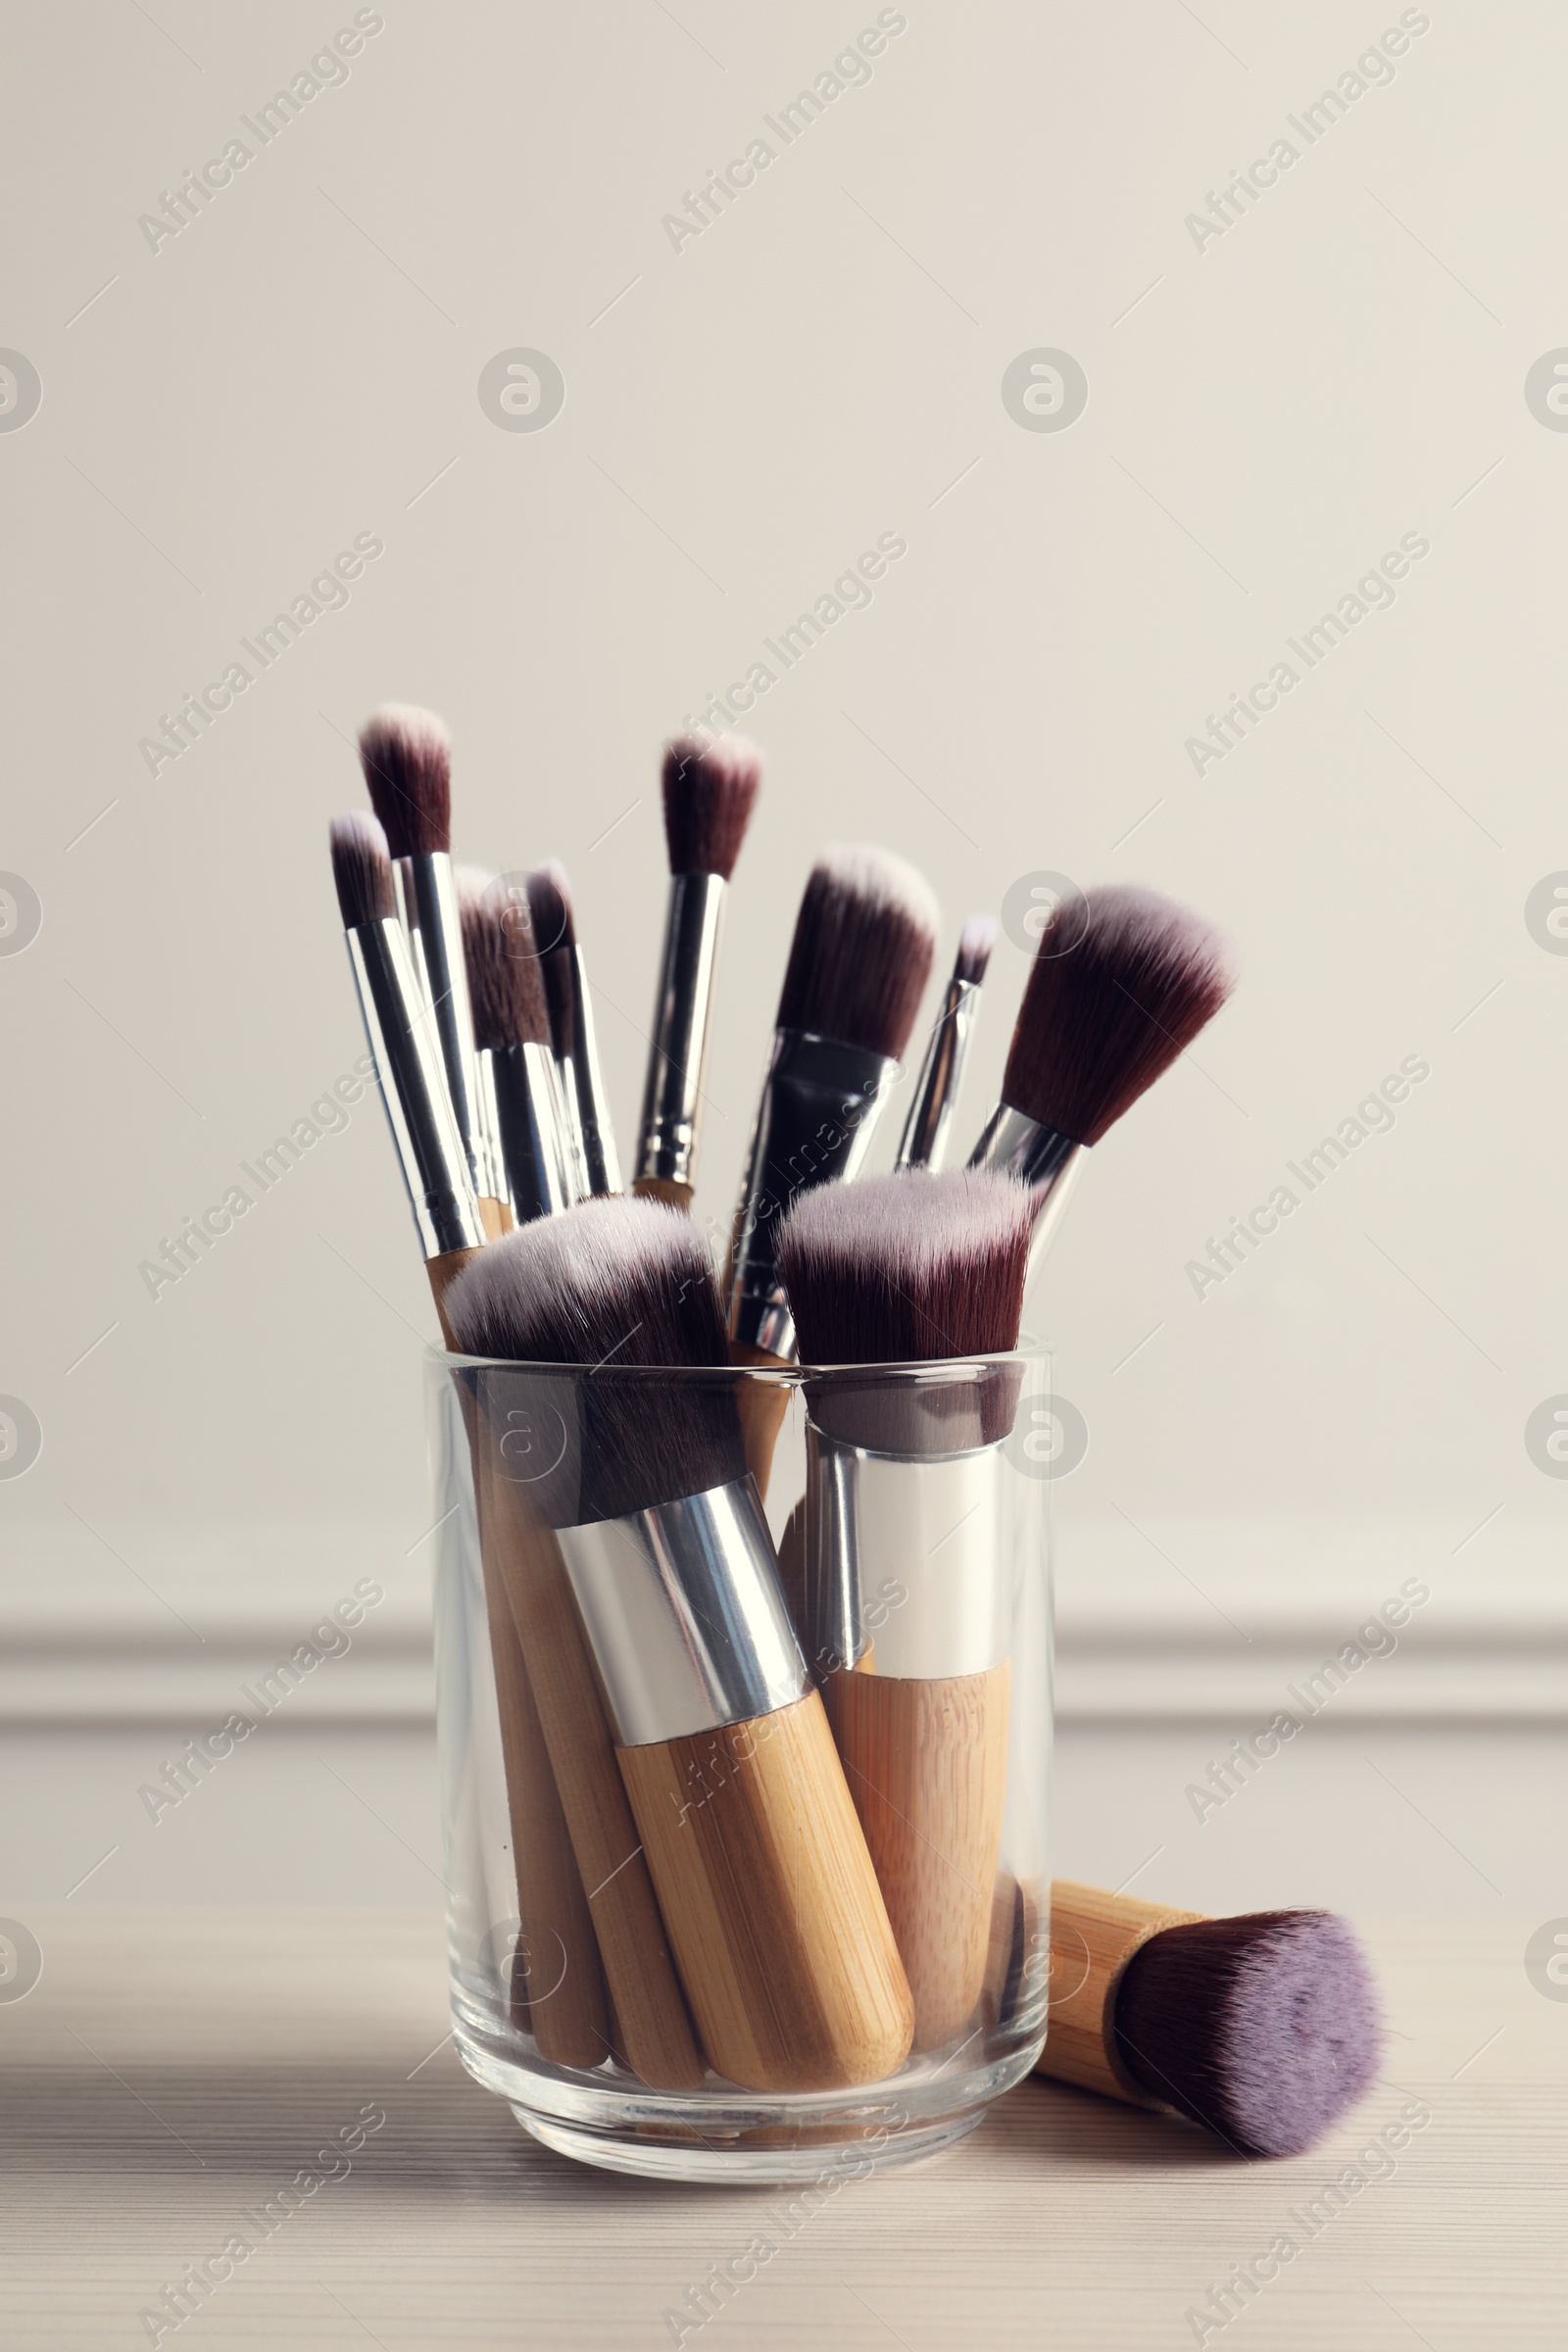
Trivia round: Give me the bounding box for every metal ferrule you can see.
[557,1476,808,1746]
[469,1048,505,1208]
[635,871,725,1191]
[894,975,982,1172]
[407,853,482,1199]
[344,920,484,1260]
[564,945,621,1197]
[967,1104,1088,1285]
[727,1030,900,1360]
[804,1424,1011,1683]
[492,1040,573,1225]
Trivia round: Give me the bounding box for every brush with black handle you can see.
[526,859,619,1200]
[777,1167,1034,2050]
[447,1197,914,2094]
[894,914,997,1173]
[457,867,573,1230]
[633,732,761,1212]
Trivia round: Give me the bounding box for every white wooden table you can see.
[3,1911,1561,2348]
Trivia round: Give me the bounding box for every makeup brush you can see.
[526,860,620,1200]
[633,732,762,1211]
[725,845,939,1492]
[968,884,1234,1275]
[328,812,485,1338]
[895,915,998,1174]
[777,1168,1033,2048]
[359,707,506,1238]
[457,868,572,1229]
[1035,1880,1385,2158]
[447,1199,914,2093]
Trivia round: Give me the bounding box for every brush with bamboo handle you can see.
[724,845,939,1494]
[447,1198,915,2093]
[527,860,619,1201]
[893,915,997,1172]
[777,1168,1035,2049]
[633,733,761,1212]
[457,868,573,1231]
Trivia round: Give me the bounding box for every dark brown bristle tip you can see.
[357,705,452,858]
[1114,1911,1384,2159]
[955,914,999,987]
[526,860,574,952]
[329,811,395,930]
[1003,884,1234,1148]
[776,845,940,1059]
[660,732,762,879]
[442,1199,743,1522]
[457,869,551,1053]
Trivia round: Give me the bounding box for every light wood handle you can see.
[616,1690,914,2093]
[1034,1878,1206,2104]
[728,1341,792,1500]
[425,1246,485,1348]
[481,1472,708,2090]
[478,1196,513,1240]
[824,1662,1010,2050]
[632,1175,693,1211]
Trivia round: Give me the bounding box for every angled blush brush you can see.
[968,883,1234,1276]
[1036,1881,1385,2158]
[526,860,620,1200]
[457,868,572,1229]
[895,914,998,1173]
[777,1168,1033,2048]
[447,1199,914,2093]
[633,732,761,1211]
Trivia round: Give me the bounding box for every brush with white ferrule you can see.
[895,914,998,1173]
[328,813,485,1335]
[777,1169,1033,2051]
[458,869,572,1230]
[633,733,761,1212]
[447,1199,914,2095]
[359,707,498,1234]
[527,860,620,1200]
[968,883,1235,1281]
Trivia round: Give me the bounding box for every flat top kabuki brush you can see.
[526,860,620,1200]
[895,914,998,1174]
[456,867,571,1231]
[969,883,1234,1275]
[633,732,761,1211]
[447,1199,914,2094]
[777,1168,1034,2049]
[1037,1881,1385,2159]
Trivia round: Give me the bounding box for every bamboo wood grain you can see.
[728,1341,792,1500]
[1035,1878,1205,2105]
[631,1175,693,1211]
[616,1690,914,2093]
[824,1662,1011,2050]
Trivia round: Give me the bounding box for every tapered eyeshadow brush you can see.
[447,1198,914,2093]
[967,883,1234,1276]
[895,914,998,1173]
[633,732,761,1211]
[359,706,505,1238]
[526,860,620,1200]
[456,867,572,1229]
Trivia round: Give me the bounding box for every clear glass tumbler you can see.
[428,1342,1053,2182]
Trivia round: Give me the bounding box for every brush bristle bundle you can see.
[775,844,940,1059]
[955,913,998,987]
[329,811,395,930]
[1002,884,1234,1147]
[457,868,551,1052]
[443,1199,744,1520]
[1115,1911,1384,2159]
[661,733,762,880]
[357,705,452,858]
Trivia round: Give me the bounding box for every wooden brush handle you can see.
[616,1690,914,2093]
[478,1196,513,1240]
[481,1472,708,2090]
[728,1341,792,1500]
[632,1175,693,1211]
[426,1246,485,1348]
[824,1662,1010,2050]
[1034,1879,1206,2104]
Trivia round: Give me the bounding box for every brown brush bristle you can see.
[329,811,395,931]
[1001,883,1234,1147]
[661,733,762,880]
[526,861,576,1057]
[357,705,452,858]
[455,865,552,1052]
[443,1198,744,1523]
[955,913,998,987]
[1114,1910,1384,2160]
[775,845,940,1059]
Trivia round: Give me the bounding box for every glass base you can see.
[513,2103,986,2183]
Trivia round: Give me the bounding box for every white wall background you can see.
[2,0,1563,1919]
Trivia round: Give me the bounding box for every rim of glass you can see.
[426,1334,1051,1377]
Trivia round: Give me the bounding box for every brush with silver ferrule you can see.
[967,883,1235,1277]
[447,1198,914,2095]
[895,913,998,1173]
[457,867,571,1230]
[327,813,485,1331]
[633,732,761,1211]
[527,859,619,1200]
[777,1168,1034,2049]
[359,706,497,1233]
